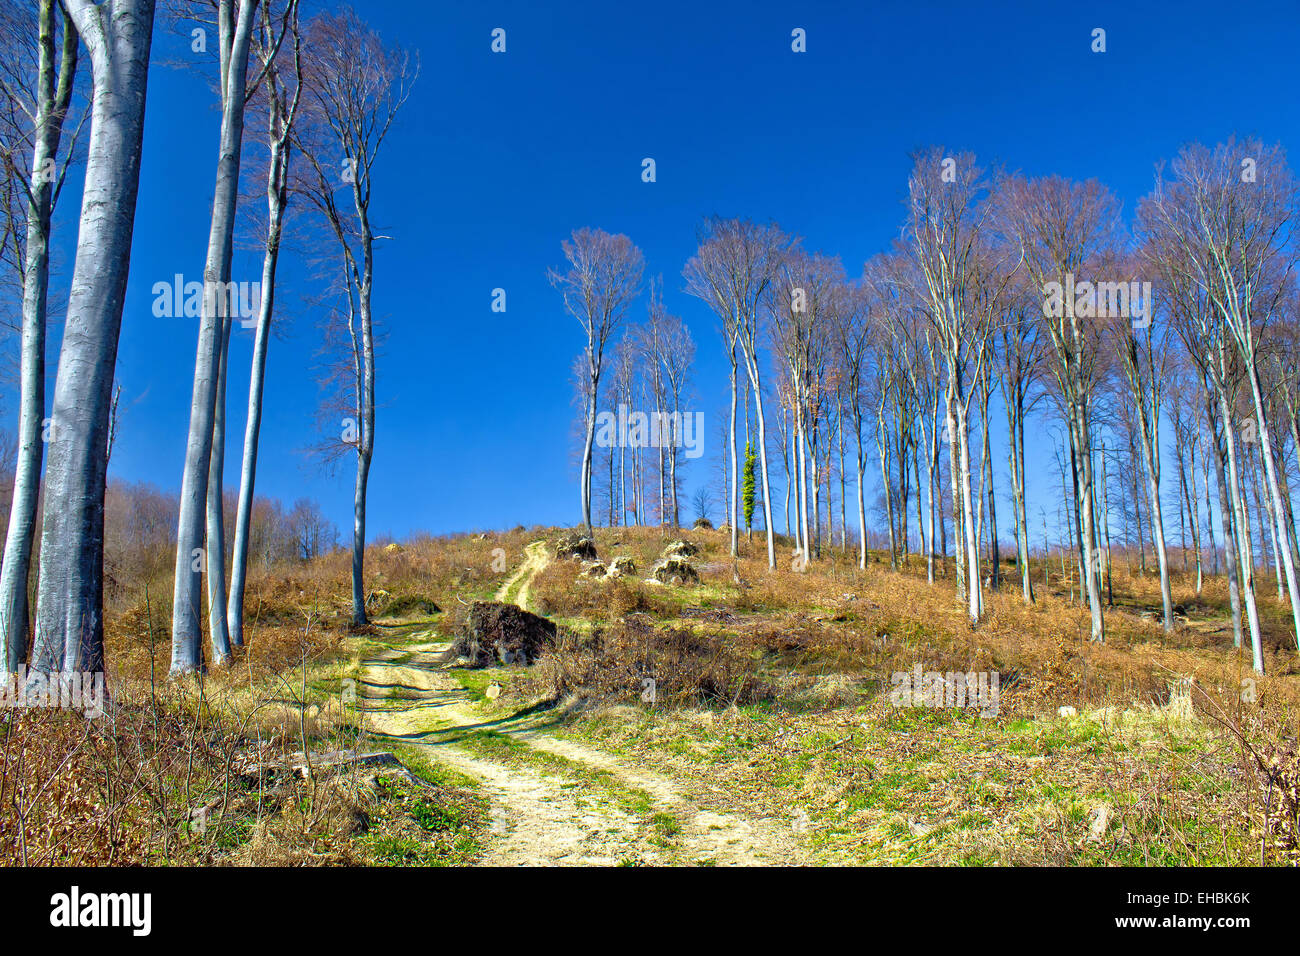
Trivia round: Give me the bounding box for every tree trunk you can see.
[580,380,595,533]
[877,403,896,570]
[0,0,77,675]
[1212,422,1243,649]
[1216,382,1264,673]
[945,393,964,600]
[29,0,156,681]
[746,365,777,569]
[204,315,234,659]
[1074,397,1105,642]
[1134,383,1174,632]
[839,408,848,553]
[1100,444,1113,605]
[855,414,868,570]
[1244,366,1300,647]
[171,0,260,673]
[228,124,290,647]
[727,349,738,555]
[954,396,982,622]
[351,223,377,626]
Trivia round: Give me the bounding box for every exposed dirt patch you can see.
[494,541,550,611]
[356,634,805,866]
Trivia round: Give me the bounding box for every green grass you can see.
[448,728,655,816]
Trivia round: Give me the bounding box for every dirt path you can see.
[357,632,804,866]
[494,541,549,610]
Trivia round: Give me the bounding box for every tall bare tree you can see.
[227,0,300,649]
[1144,140,1300,651]
[833,276,873,569]
[996,173,1121,641]
[639,278,695,527]
[905,149,1010,623]
[296,7,416,627]
[1143,176,1265,673]
[0,0,79,675]
[170,0,268,673]
[685,218,789,569]
[993,267,1046,602]
[549,227,643,535]
[1114,248,1175,631]
[28,0,156,682]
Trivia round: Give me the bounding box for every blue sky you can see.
[25,0,1300,541]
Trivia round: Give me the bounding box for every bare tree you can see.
[996,172,1120,641]
[767,246,838,563]
[1114,246,1175,631]
[1144,139,1300,652]
[286,496,337,560]
[170,0,270,672]
[27,0,156,683]
[684,218,790,569]
[905,149,1011,624]
[227,0,301,650]
[295,7,415,627]
[639,278,695,527]
[993,266,1046,602]
[549,227,644,534]
[0,0,79,675]
[833,275,874,569]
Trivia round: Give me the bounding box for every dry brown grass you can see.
[7,523,1299,866]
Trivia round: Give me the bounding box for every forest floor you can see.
[14,524,1294,867]
[328,526,1299,866]
[356,623,804,865]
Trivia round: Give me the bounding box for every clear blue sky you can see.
[28,0,1300,540]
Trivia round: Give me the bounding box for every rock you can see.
[486,682,502,701]
[580,560,606,578]
[555,531,598,561]
[606,556,637,578]
[1087,803,1111,841]
[652,556,699,585]
[451,600,558,667]
[662,539,699,559]
[383,542,404,554]
[1058,705,1078,719]
[692,517,714,530]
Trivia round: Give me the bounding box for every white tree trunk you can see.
[1135,397,1175,632]
[1216,386,1264,673]
[0,0,76,675]
[953,397,982,622]
[171,0,260,673]
[28,0,155,679]
[856,427,868,570]
[205,314,234,659]
[228,129,290,647]
[1245,366,1300,649]
[1075,398,1105,642]
[727,353,738,555]
[745,368,777,569]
